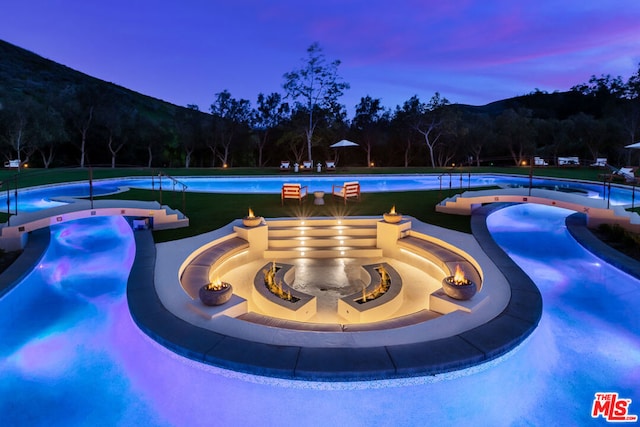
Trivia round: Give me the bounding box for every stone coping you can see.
[127,210,543,381]
[0,228,50,298]
[566,212,640,280]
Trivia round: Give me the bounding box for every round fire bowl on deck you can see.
[199,283,233,306]
[383,213,403,223]
[242,216,263,227]
[441,277,477,300]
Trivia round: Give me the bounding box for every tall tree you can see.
[175,105,203,168]
[283,42,349,162]
[64,83,104,167]
[463,112,494,167]
[496,108,537,166]
[392,97,422,167]
[352,96,387,167]
[0,98,32,164]
[210,90,252,167]
[33,103,67,168]
[253,92,289,167]
[414,92,451,168]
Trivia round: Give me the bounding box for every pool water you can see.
[1,174,636,213]
[1,200,639,425]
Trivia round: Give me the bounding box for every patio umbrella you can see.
[329,140,359,164]
[625,141,640,165]
[330,139,359,148]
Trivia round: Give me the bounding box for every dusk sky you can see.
[2,1,640,117]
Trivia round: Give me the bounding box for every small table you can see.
[313,191,325,205]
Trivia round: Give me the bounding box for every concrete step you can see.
[265,218,380,228]
[268,225,376,238]
[263,247,383,259]
[268,236,377,248]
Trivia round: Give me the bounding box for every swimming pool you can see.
[1,175,639,425]
[1,173,635,213]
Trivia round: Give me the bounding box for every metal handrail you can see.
[152,170,188,212]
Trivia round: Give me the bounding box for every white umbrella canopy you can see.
[625,142,640,149]
[329,140,359,165]
[330,139,359,148]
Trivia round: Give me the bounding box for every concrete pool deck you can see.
[123,205,544,381]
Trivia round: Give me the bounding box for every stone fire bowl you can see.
[199,283,233,306]
[441,277,477,300]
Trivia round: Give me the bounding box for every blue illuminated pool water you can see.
[1,173,636,212]
[1,176,639,425]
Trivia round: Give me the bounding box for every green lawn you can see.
[98,187,480,242]
[0,165,611,243]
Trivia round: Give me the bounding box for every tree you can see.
[414,92,451,168]
[352,96,387,167]
[283,42,349,162]
[253,92,289,167]
[0,98,31,164]
[210,90,252,167]
[496,109,537,166]
[175,105,204,168]
[622,64,640,149]
[65,83,101,167]
[96,96,137,168]
[33,103,67,168]
[391,97,422,167]
[463,112,494,167]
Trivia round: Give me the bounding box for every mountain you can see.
[0,39,192,124]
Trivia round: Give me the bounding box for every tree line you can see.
[1,40,639,169]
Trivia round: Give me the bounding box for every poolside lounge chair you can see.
[325,160,336,171]
[301,160,313,171]
[558,156,580,166]
[534,157,548,166]
[332,181,360,204]
[614,167,637,182]
[281,183,308,205]
[279,160,291,171]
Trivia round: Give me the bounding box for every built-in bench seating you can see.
[237,309,441,331]
[396,236,482,286]
[238,312,343,331]
[180,237,249,299]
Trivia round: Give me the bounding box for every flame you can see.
[207,276,228,290]
[248,208,255,218]
[390,205,396,215]
[453,264,466,284]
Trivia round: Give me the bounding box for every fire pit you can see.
[199,278,233,306]
[242,208,263,227]
[442,264,477,300]
[383,205,403,223]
